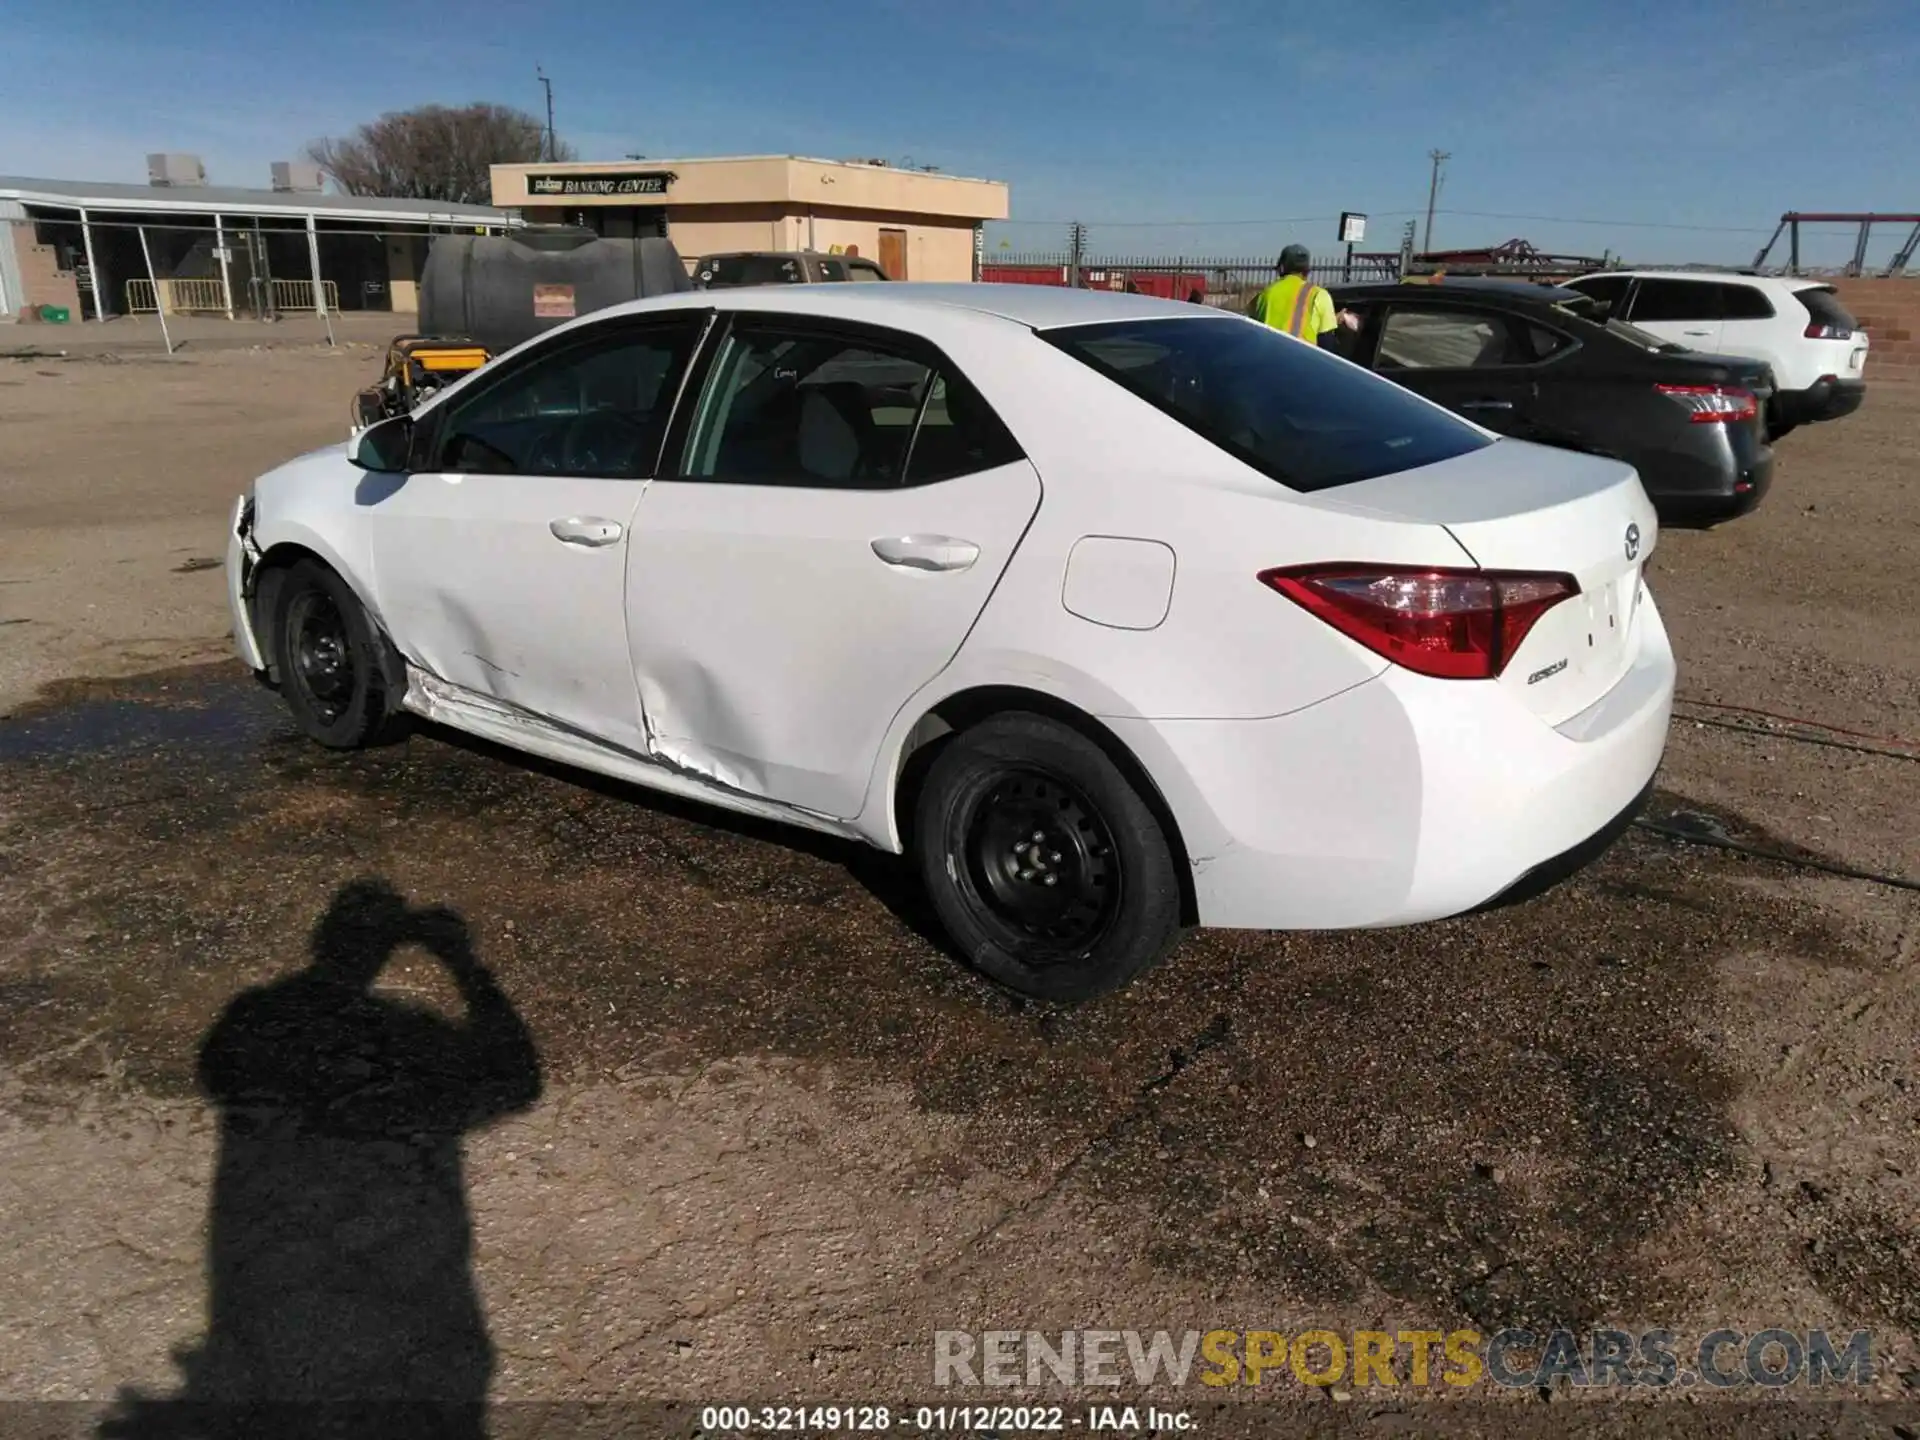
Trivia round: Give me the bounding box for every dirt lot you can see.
[1,339,1917,1437]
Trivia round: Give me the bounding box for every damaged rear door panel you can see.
[624,459,1042,817]
[624,315,1042,818]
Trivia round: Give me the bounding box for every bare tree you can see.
[305,103,577,205]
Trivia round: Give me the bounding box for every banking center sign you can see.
[526,171,678,198]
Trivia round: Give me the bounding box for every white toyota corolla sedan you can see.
[226,282,1674,1001]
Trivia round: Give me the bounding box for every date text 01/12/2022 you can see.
[698,1404,1194,1432]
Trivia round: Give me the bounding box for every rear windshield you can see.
[1042,316,1491,492]
[699,255,805,288]
[1797,287,1857,330]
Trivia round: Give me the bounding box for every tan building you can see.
[490,155,1008,282]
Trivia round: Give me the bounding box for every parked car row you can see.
[228,257,1867,1003]
[1559,271,1868,433]
[1323,278,1778,527]
[683,257,1869,529]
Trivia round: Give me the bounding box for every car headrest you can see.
[798,385,870,482]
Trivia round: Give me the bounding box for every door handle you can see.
[870,535,981,572]
[1682,329,1713,337]
[1458,399,1514,411]
[549,517,623,547]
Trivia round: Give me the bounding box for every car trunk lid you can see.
[1324,442,1659,725]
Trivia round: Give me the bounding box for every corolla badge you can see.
[1624,523,1642,561]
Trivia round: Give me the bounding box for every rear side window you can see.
[1797,287,1858,330]
[1717,283,1776,320]
[1629,279,1724,323]
[1044,316,1491,493]
[1526,323,1574,361]
[679,323,1021,488]
[905,371,1025,483]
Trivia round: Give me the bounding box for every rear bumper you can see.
[1468,775,1654,912]
[1643,440,1773,527]
[1115,593,1676,931]
[1775,377,1866,426]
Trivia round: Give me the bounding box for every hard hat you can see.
[1278,244,1311,271]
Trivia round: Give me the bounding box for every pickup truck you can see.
[692,250,892,287]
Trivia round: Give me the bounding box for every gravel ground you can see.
[1,344,1916,1437]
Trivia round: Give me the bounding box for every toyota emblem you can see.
[1624,523,1641,561]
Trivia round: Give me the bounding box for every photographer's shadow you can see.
[103,879,542,1439]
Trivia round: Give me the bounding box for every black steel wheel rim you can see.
[960,766,1122,955]
[288,590,356,724]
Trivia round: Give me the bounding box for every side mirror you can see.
[350,414,414,473]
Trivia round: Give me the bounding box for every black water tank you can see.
[418,227,694,354]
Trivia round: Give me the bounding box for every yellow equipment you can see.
[352,334,493,431]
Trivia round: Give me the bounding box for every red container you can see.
[980,265,1208,301]
[981,265,1069,287]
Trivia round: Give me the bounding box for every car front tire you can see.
[272,559,402,750]
[913,712,1184,1002]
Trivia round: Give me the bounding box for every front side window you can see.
[1628,279,1724,323]
[434,317,705,479]
[846,261,890,282]
[1045,315,1490,493]
[1377,306,1530,369]
[677,324,1022,489]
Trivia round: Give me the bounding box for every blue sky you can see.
[6,0,1915,267]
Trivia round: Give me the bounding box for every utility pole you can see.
[537,67,556,162]
[1423,149,1450,255]
[1067,221,1088,288]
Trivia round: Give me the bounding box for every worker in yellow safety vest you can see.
[1250,245,1361,346]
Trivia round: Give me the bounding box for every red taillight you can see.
[1258,564,1580,680]
[1654,383,1758,424]
[1805,322,1855,340]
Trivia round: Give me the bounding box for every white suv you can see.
[1562,271,1867,433]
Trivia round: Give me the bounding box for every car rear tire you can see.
[272,559,402,750]
[913,712,1183,1002]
